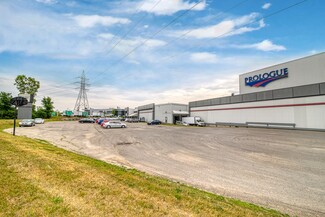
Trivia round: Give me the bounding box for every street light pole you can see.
[13,106,17,136]
[10,96,28,136]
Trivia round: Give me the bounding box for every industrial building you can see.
[189,52,325,130]
[88,108,126,117]
[125,107,138,117]
[138,103,188,124]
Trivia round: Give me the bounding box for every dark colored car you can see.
[79,118,95,123]
[147,120,162,125]
[97,119,106,125]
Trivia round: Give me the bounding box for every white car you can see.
[34,118,45,124]
[103,121,127,129]
[19,119,35,127]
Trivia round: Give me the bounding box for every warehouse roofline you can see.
[189,82,325,108]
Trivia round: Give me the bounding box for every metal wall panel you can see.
[190,82,324,108]
[138,103,154,111]
[205,100,210,106]
[293,84,320,97]
[320,83,325,95]
[256,91,273,101]
[239,52,325,94]
[196,101,204,107]
[220,97,230,104]
[230,95,242,103]
[210,98,221,105]
[242,93,257,102]
[189,102,195,107]
[273,88,293,99]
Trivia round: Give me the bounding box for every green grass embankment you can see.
[0,120,288,216]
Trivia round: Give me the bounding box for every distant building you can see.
[89,108,126,117]
[138,103,188,124]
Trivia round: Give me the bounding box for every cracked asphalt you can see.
[7,121,325,216]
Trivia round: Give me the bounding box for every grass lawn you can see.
[0,120,288,216]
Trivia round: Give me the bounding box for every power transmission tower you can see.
[74,71,90,113]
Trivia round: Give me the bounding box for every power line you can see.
[40,82,75,93]
[103,0,163,56]
[116,0,204,64]
[162,0,309,62]
[91,0,205,84]
[160,0,251,51]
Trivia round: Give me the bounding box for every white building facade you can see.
[190,53,325,130]
[138,103,188,124]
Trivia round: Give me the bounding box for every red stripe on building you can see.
[191,102,325,112]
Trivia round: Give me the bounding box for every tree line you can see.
[0,75,54,119]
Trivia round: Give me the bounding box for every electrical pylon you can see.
[74,71,90,112]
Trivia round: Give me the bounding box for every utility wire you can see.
[35,0,161,94]
[40,82,75,93]
[162,0,309,62]
[37,0,308,97]
[103,0,163,56]
[91,0,205,84]
[161,0,251,51]
[114,0,204,66]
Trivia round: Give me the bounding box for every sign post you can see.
[10,96,28,136]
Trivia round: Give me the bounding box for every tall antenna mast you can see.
[74,71,90,112]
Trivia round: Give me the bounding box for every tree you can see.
[111,109,118,117]
[35,107,47,119]
[14,75,40,95]
[41,97,54,118]
[0,92,15,119]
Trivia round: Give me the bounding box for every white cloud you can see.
[72,15,130,28]
[143,38,166,48]
[254,40,286,51]
[36,0,57,5]
[190,52,219,63]
[97,33,115,40]
[309,50,318,55]
[234,40,286,51]
[137,0,206,15]
[262,3,271,10]
[174,13,265,39]
[97,35,166,53]
[0,3,164,59]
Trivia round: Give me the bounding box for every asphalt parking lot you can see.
[8,122,325,216]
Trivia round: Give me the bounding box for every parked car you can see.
[97,119,106,125]
[103,121,127,129]
[79,118,95,123]
[147,120,162,125]
[34,118,45,124]
[19,119,35,127]
[125,118,139,123]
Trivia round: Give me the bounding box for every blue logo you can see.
[245,68,288,87]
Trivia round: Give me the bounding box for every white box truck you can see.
[182,116,206,126]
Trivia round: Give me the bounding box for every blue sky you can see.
[0,0,324,110]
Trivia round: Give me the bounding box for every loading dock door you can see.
[172,110,189,124]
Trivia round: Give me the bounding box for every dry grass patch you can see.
[0,120,288,216]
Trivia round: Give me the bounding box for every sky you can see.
[0,0,324,111]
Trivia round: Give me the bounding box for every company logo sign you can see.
[245,68,288,87]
